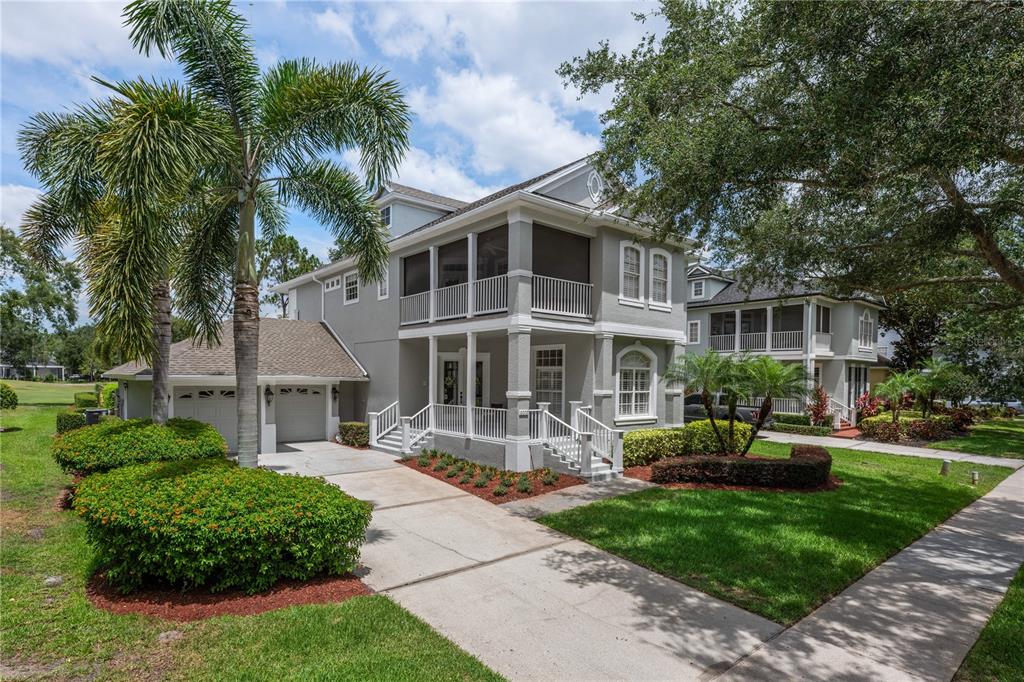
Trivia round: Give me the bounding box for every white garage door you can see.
[173,388,238,451]
[275,385,326,443]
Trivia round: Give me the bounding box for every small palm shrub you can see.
[416,452,432,467]
[338,421,369,447]
[0,382,18,410]
[516,474,532,494]
[52,418,227,475]
[492,483,508,497]
[74,458,372,594]
[541,468,559,486]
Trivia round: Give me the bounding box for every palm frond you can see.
[276,159,389,282]
[19,191,91,268]
[253,181,287,240]
[174,194,236,348]
[124,0,259,133]
[259,59,410,189]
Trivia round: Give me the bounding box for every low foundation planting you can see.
[650,444,833,490]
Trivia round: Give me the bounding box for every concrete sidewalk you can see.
[760,430,1024,469]
[716,467,1024,681]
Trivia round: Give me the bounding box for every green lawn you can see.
[2,378,86,405]
[0,405,502,681]
[955,566,1024,682]
[540,440,1012,625]
[933,419,1024,459]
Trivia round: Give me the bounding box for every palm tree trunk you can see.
[741,396,770,456]
[702,390,728,452]
[234,197,260,467]
[727,393,738,454]
[151,278,172,424]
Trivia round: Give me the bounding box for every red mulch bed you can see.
[86,573,371,622]
[625,464,842,493]
[401,459,584,503]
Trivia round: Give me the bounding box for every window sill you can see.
[343,299,359,306]
[648,302,672,312]
[614,416,657,426]
[618,297,645,309]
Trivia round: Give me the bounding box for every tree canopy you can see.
[256,234,322,317]
[562,0,1024,310]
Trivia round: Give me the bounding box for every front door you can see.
[437,352,489,406]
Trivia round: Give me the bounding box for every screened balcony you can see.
[709,304,805,352]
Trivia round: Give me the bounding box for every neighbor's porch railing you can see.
[434,282,469,320]
[532,275,592,318]
[740,332,767,351]
[473,274,508,315]
[772,330,803,350]
[710,334,734,351]
[750,396,803,416]
[399,291,430,325]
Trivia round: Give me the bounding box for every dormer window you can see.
[380,206,391,227]
[691,280,705,298]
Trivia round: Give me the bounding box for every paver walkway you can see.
[715,466,1024,681]
[761,430,1024,469]
[263,442,781,681]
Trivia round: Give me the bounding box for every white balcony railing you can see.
[750,396,803,416]
[740,332,767,350]
[710,334,735,351]
[434,282,469,320]
[473,274,508,315]
[772,330,803,350]
[432,404,466,435]
[472,406,507,441]
[399,290,430,325]
[532,275,592,318]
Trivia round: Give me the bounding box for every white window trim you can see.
[614,343,657,422]
[858,311,875,350]
[691,279,705,300]
[619,241,645,307]
[648,248,672,311]
[687,320,701,345]
[343,272,359,305]
[324,276,342,292]
[532,344,566,418]
[816,304,832,334]
[377,264,390,300]
[380,205,392,227]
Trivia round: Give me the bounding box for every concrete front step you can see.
[543,449,619,481]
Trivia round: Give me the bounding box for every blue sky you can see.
[1,0,661,273]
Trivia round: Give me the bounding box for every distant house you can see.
[0,363,66,380]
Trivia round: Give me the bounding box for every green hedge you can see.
[623,419,754,467]
[74,458,372,594]
[100,383,117,410]
[651,444,832,489]
[768,422,832,437]
[0,382,17,410]
[772,412,810,426]
[56,409,87,434]
[52,417,227,475]
[339,421,369,448]
[74,392,99,408]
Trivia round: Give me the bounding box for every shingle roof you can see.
[687,277,881,309]
[104,318,365,379]
[386,183,467,210]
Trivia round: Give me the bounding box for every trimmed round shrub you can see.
[685,419,753,455]
[74,391,99,408]
[0,382,17,410]
[623,428,687,467]
[905,416,954,441]
[56,409,87,434]
[772,412,810,426]
[100,383,118,410]
[769,422,832,437]
[651,444,832,489]
[74,458,372,593]
[339,421,369,448]
[52,417,227,475]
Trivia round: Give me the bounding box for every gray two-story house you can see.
[685,265,885,426]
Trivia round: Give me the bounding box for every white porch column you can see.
[467,232,477,318]
[428,245,438,323]
[593,333,615,425]
[804,301,817,393]
[505,327,532,470]
[507,208,533,317]
[765,305,773,352]
[666,340,686,426]
[465,331,476,438]
[734,309,741,352]
[427,335,437,429]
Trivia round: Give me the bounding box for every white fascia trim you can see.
[377,192,463,214]
[523,159,591,193]
[125,374,368,383]
[594,321,688,342]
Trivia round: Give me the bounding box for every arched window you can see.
[616,345,656,419]
[858,311,875,349]
[649,249,671,307]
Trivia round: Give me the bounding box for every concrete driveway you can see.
[262,442,781,681]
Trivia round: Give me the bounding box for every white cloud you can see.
[1,184,41,228]
[392,148,500,202]
[313,6,360,49]
[410,70,599,178]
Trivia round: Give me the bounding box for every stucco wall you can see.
[125,380,151,419]
[388,202,448,238]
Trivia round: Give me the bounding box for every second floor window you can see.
[325,276,342,292]
[344,272,359,304]
[621,244,642,300]
[378,264,389,300]
[859,311,875,349]
[687,320,700,344]
[691,280,704,298]
[380,206,391,227]
[815,305,832,333]
[650,251,669,305]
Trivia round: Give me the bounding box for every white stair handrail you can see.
[406,404,432,449]
[370,400,399,446]
[828,397,854,429]
[576,408,624,472]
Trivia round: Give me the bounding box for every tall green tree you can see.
[873,372,922,424]
[562,1,1024,309]
[114,0,410,466]
[257,234,322,317]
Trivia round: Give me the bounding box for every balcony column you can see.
[593,333,615,425]
[505,327,532,470]
[427,335,437,428]
[466,232,477,318]
[428,245,438,323]
[506,208,533,319]
[765,306,773,352]
[804,301,817,393]
[734,309,741,352]
[465,331,476,438]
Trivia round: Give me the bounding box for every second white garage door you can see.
[275,385,327,443]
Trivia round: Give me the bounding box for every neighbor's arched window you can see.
[616,346,656,419]
[858,311,875,349]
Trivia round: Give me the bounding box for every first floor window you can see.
[344,272,359,303]
[651,251,669,305]
[687,320,701,344]
[534,347,564,418]
[621,244,641,300]
[617,349,653,417]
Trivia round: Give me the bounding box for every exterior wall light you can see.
[264,385,274,406]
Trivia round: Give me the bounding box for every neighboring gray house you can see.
[272,158,693,478]
[685,265,885,426]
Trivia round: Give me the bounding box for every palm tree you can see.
[664,349,733,452]
[97,0,410,466]
[917,358,955,417]
[737,357,807,455]
[873,371,921,423]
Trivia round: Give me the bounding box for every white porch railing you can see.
[471,406,507,441]
[532,275,592,318]
[399,291,430,325]
[828,398,855,428]
[432,403,467,435]
[368,400,399,446]
[525,408,543,441]
[772,330,803,350]
[405,405,431,450]
[710,334,734,351]
[540,408,588,473]
[434,282,469,320]
[576,407,624,472]
[740,332,767,351]
[750,396,803,416]
[473,274,508,315]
